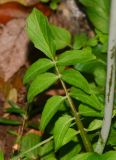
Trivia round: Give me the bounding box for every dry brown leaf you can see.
[0,18,28,81]
[0,0,39,6]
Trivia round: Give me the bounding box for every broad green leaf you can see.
[94,67,106,87]
[53,115,73,151]
[27,73,58,102]
[60,141,81,160]
[62,69,91,94]
[50,24,71,50]
[73,33,88,49]
[0,118,21,125]
[87,119,102,131]
[20,133,41,159]
[26,9,56,59]
[71,152,96,160]
[79,0,110,33]
[102,151,116,160]
[0,150,4,160]
[75,59,105,74]
[57,47,96,66]
[73,33,97,50]
[42,154,57,160]
[40,96,66,131]
[79,104,103,117]
[70,88,102,110]
[86,153,101,160]
[62,128,78,146]
[107,128,116,146]
[39,140,53,157]
[39,140,57,160]
[23,58,54,84]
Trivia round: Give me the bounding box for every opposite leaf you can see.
[79,104,103,118]
[57,47,96,66]
[26,8,56,59]
[62,128,78,146]
[40,96,66,131]
[61,69,91,94]
[27,73,58,102]
[53,115,73,151]
[50,24,71,50]
[23,58,54,84]
[87,119,102,131]
[70,88,102,110]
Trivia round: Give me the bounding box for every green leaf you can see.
[20,133,41,159]
[40,96,66,131]
[86,153,101,160]
[60,141,81,160]
[39,140,57,159]
[0,150,4,160]
[94,66,106,87]
[27,73,58,102]
[71,152,97,160]
[87,119,102,131]
[62,69,91,94]
[62,128,78,146]
[26,8,56,59]
[57,47,96,66]
[39,140,54,157]
[23,58,54,84]
[79,104,103,117]
[70,88,102,110]
[73,33,88,49]
[0,118,21,125]
[107,128,116,146]
[79,0,110,33]
[53,115,73,151]
[102,151,116,160]
[75,59,105,74]
[86,36,98,47]
[50,24,71,50]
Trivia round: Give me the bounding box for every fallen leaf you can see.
[0,0,39,6]
[0,2,52,24]
[0,18,28,81]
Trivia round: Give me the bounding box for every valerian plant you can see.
[11,0,116,159]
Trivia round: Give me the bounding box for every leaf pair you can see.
[26,8,71,60]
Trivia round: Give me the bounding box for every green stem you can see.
[55,64,93,152]
[11,136,53,160]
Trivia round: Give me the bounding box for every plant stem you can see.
[11,136,53,160]
[55,64,93,152]
[95,0,116,154]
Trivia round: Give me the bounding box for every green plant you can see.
[40,0,60,10]
[11,0,116,159]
